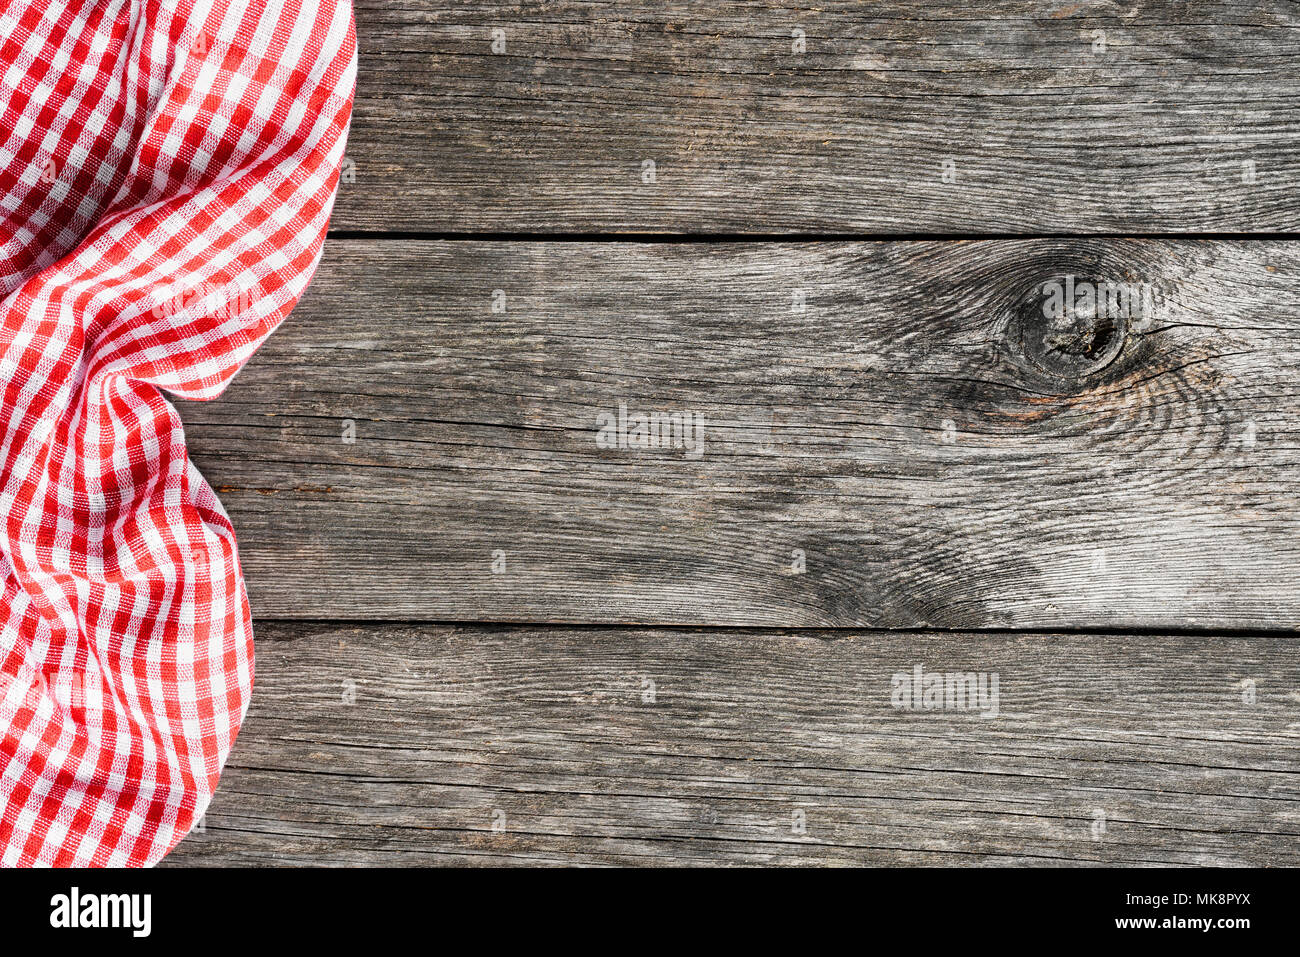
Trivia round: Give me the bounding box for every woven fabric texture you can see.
[0,0,355,866]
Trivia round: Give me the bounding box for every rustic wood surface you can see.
[165,623,1300,866]
[170,1,1300,865]
[334,0,1300,233]
[179,238,1300,629]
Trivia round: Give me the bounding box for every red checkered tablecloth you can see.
[0,0,355,866]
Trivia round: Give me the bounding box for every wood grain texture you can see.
[334,0,1300,233]
[165,622,1300,866]
[178,238,1300,629]
[167,1,1300,869]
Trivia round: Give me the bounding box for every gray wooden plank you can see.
[166,622,1300,866]
[178,238,1300,628]
[334,0,1300,233]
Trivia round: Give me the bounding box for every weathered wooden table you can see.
[167,1,1300,865]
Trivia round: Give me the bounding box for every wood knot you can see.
[1010,273,1134,381]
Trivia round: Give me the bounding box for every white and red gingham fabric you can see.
[0,0,355,865]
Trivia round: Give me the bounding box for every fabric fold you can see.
[0,0,355,866]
